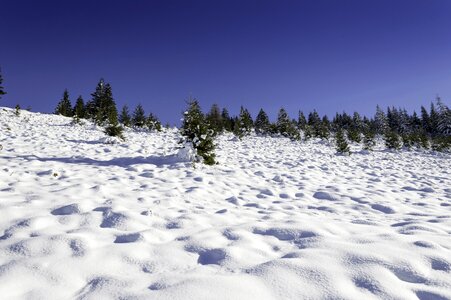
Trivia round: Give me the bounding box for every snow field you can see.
[0,107,450,299]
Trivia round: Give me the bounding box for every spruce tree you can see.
[146,112,162,131]
[103,83,118,125]
[0,67,6,99]
[181,99,216,165]
[374,105,388,134]
[55,89,73,117]
[255,108,271,135]
[221,108,233,132]
[206,104,223,134]
[384,130,402,150]
[119,105,132,127]
[436,97,451,136]
[362,129,376,151]
[297,111,307,130]
[73,96,85,119]
[132,104,146,127]
[276,108,291,136]
[335,129,350,155]
[234,106,253,138]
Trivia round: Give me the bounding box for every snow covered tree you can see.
[297,111,307,130]
[119,105,132,127]
[132,104,146,127]
[384,130,402,150]
[276,108,291,135]
[374,105,388,134]
[146,112,162,131]
[335,128,350,155]
[0,67,6,99]
[73,96,85,119]
[55,89,73,117]
[436,97,451,136]
[206,104,223,134]
[181,99,216,165]
[362,129,376,151]
[255,108,271,135]
[429,102,439,136]
[234,106,253,138]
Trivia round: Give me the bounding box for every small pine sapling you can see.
[14,104,21,116]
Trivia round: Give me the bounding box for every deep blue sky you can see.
[1,0,451,124]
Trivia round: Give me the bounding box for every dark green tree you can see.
[119,105,132,127]
[297,111,307,130]
[146,112,162,131]
[55,89,73,117]
[73,96,85,119]
[0,67,6,99]
[255,108,271,135]
[335,129,350,155]
[374,105,388,134]
[221,108,233,132]
[362,129,376,151]
[206,104,223,134]
[132,104,146,127]
[181,99,216,165]
[276,108,291,135]
[384,130,402,150]
[234,106,253,138]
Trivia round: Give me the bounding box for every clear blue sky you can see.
[1,0,451,124]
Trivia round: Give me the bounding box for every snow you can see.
[0,107,451,299]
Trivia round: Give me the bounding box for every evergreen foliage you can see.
[0,67,6,99]
[221,108,233,132]
[132,104,146,127]
[85,79,118,125]
[146,113,162,131]
[104,124,125,140]
[55,89,73,117]
[436,97,451,136]
[362,129,376,151]
[255,108,271,135]
[119,105,132,127]
[206,104,223,134]
[297,111,307,130]
[181,99,216,165]
[374,105,388,134]
[73,96,85,119]
[384,130,402,150]
[335,129,350,154]
[234,106,253,138]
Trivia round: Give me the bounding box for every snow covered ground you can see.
[0,107,450,300]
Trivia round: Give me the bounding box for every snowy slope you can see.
[0,107,450,300]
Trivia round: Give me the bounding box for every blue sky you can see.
[1,0,451,124]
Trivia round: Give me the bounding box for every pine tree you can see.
[73,96,85,119]
[436,97,451,136]
[206,104,223,134]
[119,105,132,127]
[335,129,350,155]
[384,130,402,150]
[221,108,233,132]
[146,112,162,131]
[181,99,216,165]
[420,106,430,134]
[362,129,376,151]
[103,83,118,125]
[374,105,388,134]
[132,104,146,127]
[0,67,6,99]
[429,102,439,136]
[297,111,307,130]
[234,106,253,138]
[255,108,271,135]
[276,108,291,136]
[55,89,73,117]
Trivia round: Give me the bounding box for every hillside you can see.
[0,107,450,299]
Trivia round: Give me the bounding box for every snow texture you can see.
[0,107,450,299]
